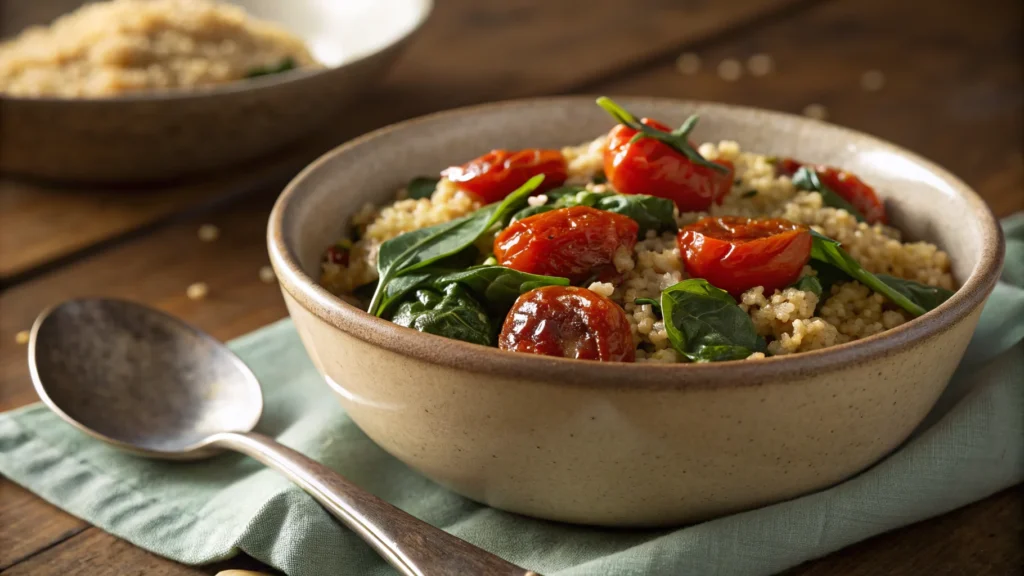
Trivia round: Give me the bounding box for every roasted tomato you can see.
[677,216,812,296]
[494,205,638,284]
[499,286,635,362]
[604,118,733,212]
[776,158,887,224]
[442,148,568,204]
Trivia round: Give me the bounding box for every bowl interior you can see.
[281,97,988,291]
[0,0,432,69]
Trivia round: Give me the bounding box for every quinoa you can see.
[0,0,318,97]
[321,136,954,361]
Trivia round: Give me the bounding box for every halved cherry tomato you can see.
[494,206,638,284]
[604,118,734,212]
[442,149,568,204]
[677,216,812,296]
[499,286,635,362]
[776,158,887,224]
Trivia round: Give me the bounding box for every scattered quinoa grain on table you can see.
[186,282,209,300]
[318,96,956,363]
[259,266,276,283]
[802,103,829,120]
[15,330,30,345]
[717,59,743,81]
[747,54,775,77]
[675,53,702,75]
[198,224,220,242]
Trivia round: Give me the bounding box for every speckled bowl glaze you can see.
[0,0,432,182]
[268,97,1004,527]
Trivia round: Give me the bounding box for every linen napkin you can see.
[1,214,1022,576]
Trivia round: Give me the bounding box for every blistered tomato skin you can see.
[776,158,887,224]
[499,286,635,362]
[494,205,639,284]
[441,148,568,204]
[677,216,812,296]
[603,118,734,212]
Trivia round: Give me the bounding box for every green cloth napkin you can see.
[2,215,1022,576]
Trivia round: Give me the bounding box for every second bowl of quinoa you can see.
[0,0,433,181]
[268,96,1004,526]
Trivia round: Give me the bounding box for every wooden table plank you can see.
[597,0,1023,217]
[0,0,806,285]
[0,483,87,570]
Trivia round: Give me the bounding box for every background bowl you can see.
[0,0,432,182]
[268,97,1004,527]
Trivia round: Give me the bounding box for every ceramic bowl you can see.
[268,97,1004,527]
[0,0,432,182]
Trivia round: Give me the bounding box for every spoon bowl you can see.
[30,298,262,459]
[29,298,536,576]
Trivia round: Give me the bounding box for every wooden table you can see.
[1,0,1021,573]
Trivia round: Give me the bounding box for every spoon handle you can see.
[210,431,539,576]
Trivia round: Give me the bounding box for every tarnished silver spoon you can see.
[29,298,538,576]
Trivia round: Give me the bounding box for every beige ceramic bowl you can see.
[0,0,432,182]
[268,97,1004,527]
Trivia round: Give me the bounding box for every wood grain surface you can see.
[0,0,1020,573]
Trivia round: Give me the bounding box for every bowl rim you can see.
[267,95,1005,389]
[0,0,434,104]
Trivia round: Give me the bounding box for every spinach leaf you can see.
[790,275,823,298]
[633,297,662,318]
[391,284,494,346]
[791,167,868,222]
[511,188,677,236]
[431,266,569,312]
[593,194,677,235]
[661,279,766,362]
[809,231,951,317]
[807,260,848,299]
[245,57,297,78]
[877,274,955,311]
[741,189,758,198]
[369,174,544,315]
[353,280,378,305]
[407,177,439,199]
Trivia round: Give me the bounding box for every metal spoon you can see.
[28,298,538,576]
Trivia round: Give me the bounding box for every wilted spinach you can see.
[661,279,766,362]
[391,284,493,346]
[369,174,544,315]
[790,275,823,298]
[379,265,568,317]
[809,231,953,317]
[406,177,440,199]
[512,188,677,237]
[430,266,569,312]
[877,274,955,311]
[245,57,297,78]
[791,167,868,223]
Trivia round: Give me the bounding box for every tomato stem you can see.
[595,96,728,174]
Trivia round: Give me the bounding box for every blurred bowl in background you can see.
[0,0,433,183]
